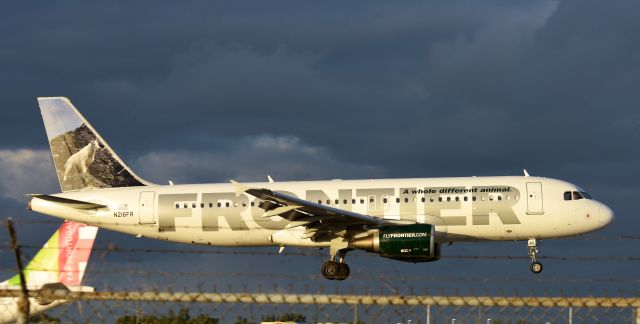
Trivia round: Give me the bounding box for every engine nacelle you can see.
[351,224,440,262]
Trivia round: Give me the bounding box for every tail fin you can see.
[38,97,153,192]
[1,221,98,288]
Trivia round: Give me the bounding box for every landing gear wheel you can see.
[336,263,350,281]
[321,261,340,280]
[321,261,350,280]
[530,261,543,274]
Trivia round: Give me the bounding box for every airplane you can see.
[0,220,98,323]
[27,97,614,280]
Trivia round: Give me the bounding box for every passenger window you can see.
[318,200,322,204]
[352,199,356,204]
[396,198,400,203]
[370,198,375,203]
[464,196,468,202]
[489,196,493,201]
[446,197,451,202]
[184,203,188,208]
[326,199,331,205]
[438,197,442,202]
[421,197,425,203]
[175,203,179,209]
[455,197,459,202]
[225,202,229,207]
[481,196,485,201]
[251,202,255,207]
[242,202,246,207]
[404,198,409,203]
[343,199,348,204]
[217,202,221,208]
[383,198,388,203]
[430,197,434,202]
[472,196,476,201]
[209,203,213,208]
[200,203,204,208]
[497,196,502,201]
[360,199,365,204]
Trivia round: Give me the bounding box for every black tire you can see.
[321,261,340,280]
[530,261,543,274]
[336,263,350,281]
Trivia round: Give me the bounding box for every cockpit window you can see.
[564,190,593,200]
[573,191,583,200]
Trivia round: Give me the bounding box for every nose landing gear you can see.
[528,239,543,274]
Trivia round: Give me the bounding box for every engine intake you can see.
[351,224,440,262]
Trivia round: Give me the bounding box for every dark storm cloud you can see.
[3,0,637,186]
[0,0,636,198]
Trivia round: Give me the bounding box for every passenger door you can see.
[139,191,156,224]
[526,182,544,215]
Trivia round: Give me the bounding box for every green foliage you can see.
[232,316,255,324]
[116,308,218,324]
[30,313,61,323]
[262,312,306,322]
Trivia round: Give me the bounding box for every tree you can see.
[115,308,219,324]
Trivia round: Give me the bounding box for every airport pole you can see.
[7,218,30,324]
[353,303,358,324]
[568,306,572,324]
[425,305,430,324]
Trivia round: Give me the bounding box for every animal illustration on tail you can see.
[63,139,101,182]
[39,97,149,192]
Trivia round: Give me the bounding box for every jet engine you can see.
[351,224,441,262]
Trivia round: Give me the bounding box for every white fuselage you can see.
[29,176,613,247]
[0,296,67,324]
[0,285,93,324]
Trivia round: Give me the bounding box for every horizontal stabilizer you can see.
[29,194,107,210]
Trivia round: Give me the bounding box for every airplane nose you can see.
[599,204,614,225]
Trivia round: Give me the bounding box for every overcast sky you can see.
[0,0,639,296]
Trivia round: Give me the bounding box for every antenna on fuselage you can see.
[523,169,530,177]
[267,175,275,183]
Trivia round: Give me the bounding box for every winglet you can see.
[230,180,248,197]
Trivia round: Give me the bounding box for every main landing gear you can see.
[528,238,543,274]
[321,259,350,280]
[321,239,351,280]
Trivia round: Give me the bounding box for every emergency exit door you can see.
[526,182,544,215]
[139,191,156,224]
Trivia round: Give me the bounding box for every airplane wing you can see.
[231,181,407,241]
